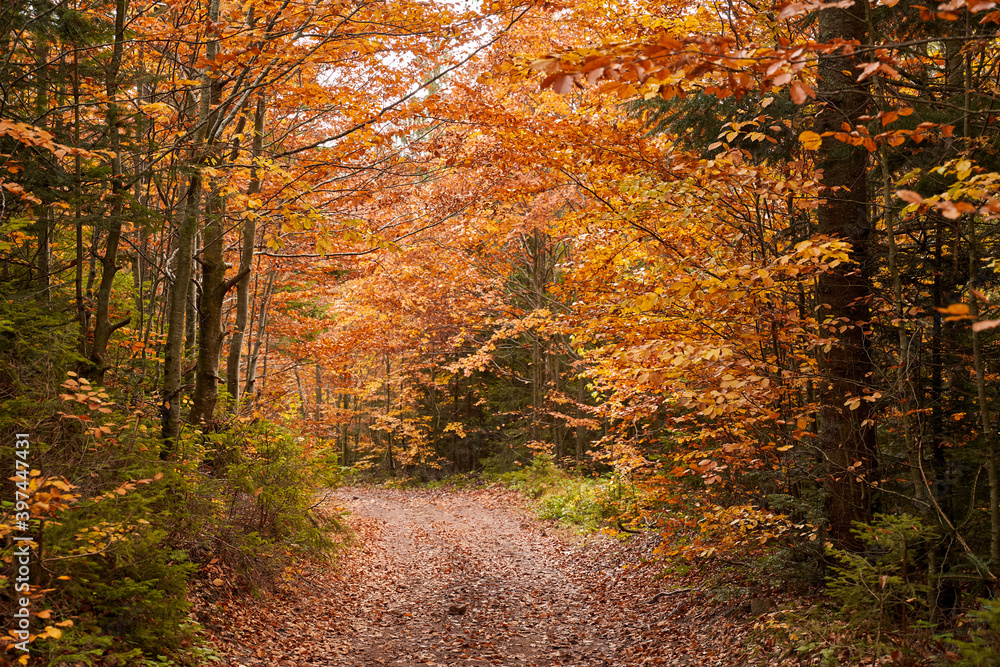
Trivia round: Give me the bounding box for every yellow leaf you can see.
[956,159,972,180]
[798,130,822,150]
[936,303,969,315]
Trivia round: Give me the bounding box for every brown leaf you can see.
[896,189,924,204]
[972,319,1000,332]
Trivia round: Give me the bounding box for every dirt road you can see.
[212,487,751,666]
[324,488,616,665]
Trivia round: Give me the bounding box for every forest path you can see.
[211,487,749,666]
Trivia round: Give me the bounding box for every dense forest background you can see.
[3,0,1000,662]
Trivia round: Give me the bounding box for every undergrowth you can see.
[487,454,644,532]
[0,301,347,666]
[749,514,1000,666]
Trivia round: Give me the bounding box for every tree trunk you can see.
[879,146,925,506]
[161,86,213,454]
[225,96,264,409]
[71,34,89,357]
[314,363,323,421]
[244,269,275,401]
[294,365,308,418]
[187,0,228,427]
[161,172,203,454]
[88,0,129,382]
[550,349,563,461]
[576,373,586,460]
[385,354,394,472]
[31,9,49,300]
[969,221,999,566]
[341,392,350,465]
[814,0,876,549]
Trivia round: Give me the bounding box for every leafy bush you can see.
[951,601,1000,666]
[760,514,939,665]
[497,453,568,499]
[198,421,344,588]
[491,454,644,531]
[40,477,199,658]
[0,363,344,664]
[826,514,935,631]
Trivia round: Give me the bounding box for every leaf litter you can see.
[205,487,756,666]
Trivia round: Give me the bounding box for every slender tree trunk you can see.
[550,349,563,461]
[31,9,49,299]
[969,220,999,566]
[352,394,359,464]
[314,364,322,421]
[184,263,197,382]
[880,148,925,505]
[452,375,462,469]
[385,354,394,472]
[244,269,275,400]
[576,373,586,460]
[531,335,542,442]
[187,0,228,426]
[74,74,85,355]
[36,208,50,301]
[162,90,212,453]
[429,367,438,450]
[814,0,876,549]
[225,97,264,409]
[341,392,350,465]
[293,365,308,418]
[88,0,130,382]
[259,325,270,407]
[161,172,203,454]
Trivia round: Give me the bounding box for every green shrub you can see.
[1,374,343,664]
[763,514,939,665]
[951,601,1000,666]
[188,420,344,589]
[495,453,568,499]
[826,513,936,632]
[493,455,643,531]
[43,496,197,656]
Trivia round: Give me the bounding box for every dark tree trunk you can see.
[814,0,877,549]
[88,0,129,382]
[188,186,226,426]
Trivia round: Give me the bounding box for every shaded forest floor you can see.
[204,487,760,666]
